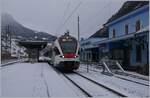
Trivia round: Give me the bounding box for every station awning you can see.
[18,41,47,50]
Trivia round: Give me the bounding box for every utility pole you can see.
[78,16,80,42]
[6,26,11,55]
[9,26,12,55]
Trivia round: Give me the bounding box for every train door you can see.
[53,47,61,66]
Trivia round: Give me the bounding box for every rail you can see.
[62,73,92,97]
[74,72,127,97]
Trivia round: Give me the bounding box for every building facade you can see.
[80,1,149,70]
[80,27,108,62]
[1,26,12,60]
[105,1,149,67]
[11,38,27,58]
[80,37,104,62]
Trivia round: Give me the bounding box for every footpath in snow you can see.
[1,62,81,97]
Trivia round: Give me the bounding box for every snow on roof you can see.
[106,1,149,24]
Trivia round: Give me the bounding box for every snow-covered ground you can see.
[114,74,149,85]
[0,66,1,96]
[80,64,149,85]
[65,73,119,97]
[77,65,149,97]
[1,63,48,97]
[1,62,85,97]
[1,62,149,97]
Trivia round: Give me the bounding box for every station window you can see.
[125,24,128,34]
[112,29,116,38]
[136,45,141,63]
[136,20,141,31]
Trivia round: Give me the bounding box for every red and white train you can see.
[50,32,80,71]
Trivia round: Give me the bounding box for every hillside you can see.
[1,13,56,42]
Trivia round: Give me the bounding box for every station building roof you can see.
[89,26,108,38]
[106,1,149,24]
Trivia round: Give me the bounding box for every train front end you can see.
[57,34,80,71]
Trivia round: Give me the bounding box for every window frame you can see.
[112,29,116,38]
[125,24,129,35]
[136,45,142,63]
[135,20,141,32]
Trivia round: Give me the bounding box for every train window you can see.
[59,37,77,53]
[54,47,60,55]
[59,38,77,53]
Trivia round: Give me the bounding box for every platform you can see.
[1,62,80,97]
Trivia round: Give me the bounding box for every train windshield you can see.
[59,38,77,53]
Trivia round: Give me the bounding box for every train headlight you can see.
[60,55,64,58]
[74,55,78,58]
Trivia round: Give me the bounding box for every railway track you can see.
[120,72,149,81]
[80,66,149,86]
[62,71,127,97]
[114,75,149,86]
[62,73,92,97]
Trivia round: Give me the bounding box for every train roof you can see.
[59,33,76,40]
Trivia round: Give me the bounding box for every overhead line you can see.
[81,2,110,28]
[57,1,82,33]
[82,2,111,37]
[55,1,71,34]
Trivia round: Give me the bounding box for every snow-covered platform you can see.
[1,62,84,97]
[1,62,149,97]
[77,66,149,97]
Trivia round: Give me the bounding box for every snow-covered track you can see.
[80,66,149,86]
[75,72,127,97]
[63,72,127,97]
[114,75,149,86]
[62,73,92,97]
[120,72,149,81]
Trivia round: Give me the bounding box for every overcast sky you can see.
[2,0,127,39]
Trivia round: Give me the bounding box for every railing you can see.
[80,59,125,75]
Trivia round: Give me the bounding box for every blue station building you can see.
[80,26,108,62]
[80,1,149,70]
